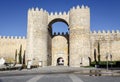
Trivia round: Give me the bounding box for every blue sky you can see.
[0,0,120,36]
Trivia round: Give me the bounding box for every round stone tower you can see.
[69,5,90,67]
[26,8,48,66]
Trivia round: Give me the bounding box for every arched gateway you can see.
[26,5,90,67]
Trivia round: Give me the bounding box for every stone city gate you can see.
[26,5,90,67]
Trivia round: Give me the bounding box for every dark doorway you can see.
[57,57,64,65]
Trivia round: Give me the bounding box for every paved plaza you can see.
[0,73,120,82]
[0,66,120,82]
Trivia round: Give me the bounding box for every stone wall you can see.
[0,5,120,67]
[48,11,69,26]
[69,5,90,67]
[0,36,26,63]
[47,32,52,66]
[52,36,68,66]
[26,8,48,66]
[90,30,120,61]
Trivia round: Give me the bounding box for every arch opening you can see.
[48,18,69,27]
[48,18,69,35]
[47,18,69,66]
[57,57,64,65]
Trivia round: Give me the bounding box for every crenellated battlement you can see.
[91,30,120,34]
[28,7,48,13]
[52,32,69,36]
[49,11,69,16]
[28,5,89,27]
[69,5,90,31]
[52,32,69,40]
[91,30,120,41]
[28,5,89,16]
[70,5,89,11]
[0,36,26,39]
[28,7,69,16]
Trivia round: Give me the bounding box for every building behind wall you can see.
[0,5,120,67]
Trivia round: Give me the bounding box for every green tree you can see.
[19,45,22,64]
[94,49,98,64]
[22,50,26,68]
[98,42,101,64]
[15,49,17,63]
[23,50,25,65]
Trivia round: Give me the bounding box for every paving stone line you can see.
[26,75,44,82]
[69,74,84,82]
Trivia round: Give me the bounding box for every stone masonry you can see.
[0,5,120,67]
[0,36,26,63]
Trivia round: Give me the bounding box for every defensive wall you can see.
[0,36,26,62]
[0,30,120,64]
[0,5,120,67]
[90,30,120,61]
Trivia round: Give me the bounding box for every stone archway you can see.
[48,18,69,66]
[48,18,69,34]
[48,18,69,27]
[26,6,90,67]
[51,36,68,66]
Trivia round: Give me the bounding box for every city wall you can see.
[0,5,120,66]
[0,30,120,64]
[0,36,26,63]
[90,30,120,61]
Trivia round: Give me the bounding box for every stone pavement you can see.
[1,73,120,82]
[0,66,119,76]
[0,66,120,82]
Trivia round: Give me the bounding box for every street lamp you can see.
[110,54,112,69]
[105,53,112,71]
[106,53,109,71]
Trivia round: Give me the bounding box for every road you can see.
[0,73,120,82]
[0,66,120,82]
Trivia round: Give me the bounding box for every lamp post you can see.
[106,53,112,71]
[106,54,109,71]
[110,54,112,69]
